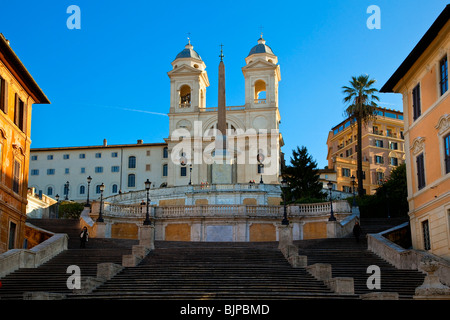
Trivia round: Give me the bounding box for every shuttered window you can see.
[440,55,448,96]
[444,133,450,174]
[412,84,421,121]
[13,160,21,194]
[416,153,426,190]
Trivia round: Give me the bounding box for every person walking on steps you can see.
[80,226,89,248]
[353,221,362,243]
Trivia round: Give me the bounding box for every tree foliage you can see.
[342,74,379,196]
[282,146,325,203]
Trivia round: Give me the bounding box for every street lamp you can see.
[85,176,92,207]
[281,177,289,225]
[97,183,105,222]
[188,164,192,185]
[351,175,356,208]
[143,179,152,225]
[55,194,60,219]
[327,181,336,221]
[64,181,70,200]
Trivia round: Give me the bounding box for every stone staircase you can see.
[295,237,424,299]
[76,241,350,300]
[0,219,137,299]
[0,217,425,300]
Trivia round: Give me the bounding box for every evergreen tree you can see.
[282,146,325,202]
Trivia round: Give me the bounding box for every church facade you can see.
[29,37,285,205]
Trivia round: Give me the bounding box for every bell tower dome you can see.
[242,36,281,109]
[168,40,209,113]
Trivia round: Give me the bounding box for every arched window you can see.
[179,85,191,108]
[47,186,53,196]
[128,156,136,168]
[79,185,85,195]
[128,174,136,187]
[112,184,118,193]
[163,147,168,158]
[254,80,266,104]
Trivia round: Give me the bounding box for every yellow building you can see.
[381,5,450,260]
[326,107,405,195]
[0,34,50,253]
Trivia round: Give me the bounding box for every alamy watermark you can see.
[367,5,381,30]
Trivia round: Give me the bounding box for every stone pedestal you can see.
[95,222,106,238]
[414,258,450,300]
[212,153,233,185]
[277,224,293,249]
[139,225,155,250]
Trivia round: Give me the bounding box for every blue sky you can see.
[0,0,446,168]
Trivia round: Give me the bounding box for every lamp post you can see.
[64,181,69,200]
[55,194,60,219]
[97,183,105,222]
[351,175,356,208]
[143,179,152,225]
[281,177,289,225]
[86,176,92,207]
[327,181,336,221]
[188,164,192,185]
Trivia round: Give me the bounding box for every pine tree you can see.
[282,146,325,202]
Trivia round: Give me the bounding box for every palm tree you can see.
[342,74,379,196]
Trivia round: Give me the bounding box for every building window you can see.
[8,222,16,250]
[14,94,25,132]
[374,155,384,164]
[65,168,70,174]
[95,185,102,194]
[375,139,384,148]
[111,152,118,158]
[79,185,85,195]
[376,172,385,184]
[343,186,351,193]
[47,155,53,160]
[31,155,37,161]
[416,153,426,190]
[79,153,85,159]
[390,157,398,166]
[112,184,118,193]
[146,164,151,171]
[389,142,398,150]
[0,76,6,113]
[412,84,421,121]
[47,186,53,196]
[146,150,151,156]
[128,174,136,187]
[181,166,187,176]
[95,166,103,173]
[440,55,448,96]
[163,164,168,177]
[128,156,136,168]
[444,133,450,174]
[63,154,70,160]
[47,169,55,175]
[422,220,431,250]
[31,169,39,176]
[81,167,86,174]
[13,160,21,194]
[111,166,120,173]
[95,152,102,158]
[341,168,351,177]
[163,147,168,158]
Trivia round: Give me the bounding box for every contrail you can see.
[64,102,168,117]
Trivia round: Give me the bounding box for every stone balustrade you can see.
[101,201,352,220]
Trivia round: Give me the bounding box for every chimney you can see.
[137,139,143,144]
[103,139,107,147]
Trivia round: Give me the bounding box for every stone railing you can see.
[102,200,352,220]
[368,223,450,287]
[0,232,68,278]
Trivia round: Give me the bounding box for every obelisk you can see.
[212,44,233,184]
[217,44,226,152]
